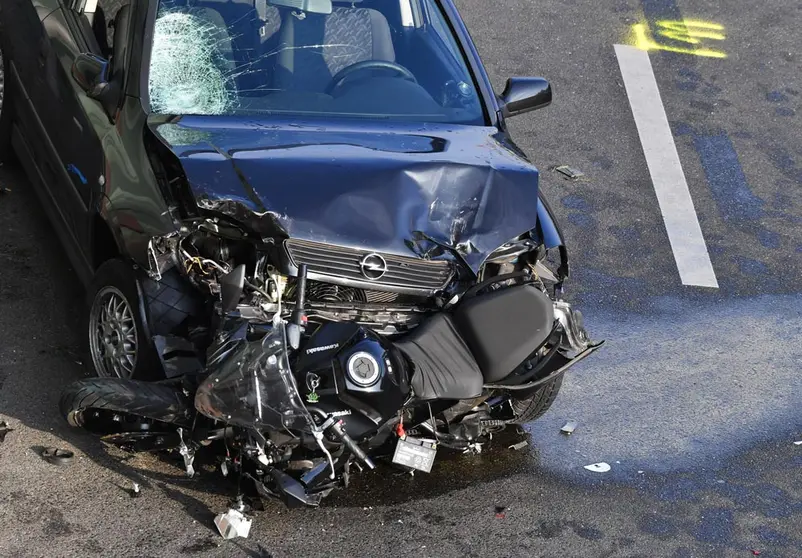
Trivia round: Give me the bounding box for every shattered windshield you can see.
[148,0,485,124]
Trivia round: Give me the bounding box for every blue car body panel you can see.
[151,116,565,275]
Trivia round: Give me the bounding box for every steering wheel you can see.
[325,60,417,95]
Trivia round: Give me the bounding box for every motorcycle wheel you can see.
[60,377,191,430]
[509,376,563,424]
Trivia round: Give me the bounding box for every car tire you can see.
[85,259,165,380]
[509,376,563,424]
[0,44,15,163]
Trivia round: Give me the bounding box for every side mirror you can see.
[499,77,552,118]
[72,53,118,116]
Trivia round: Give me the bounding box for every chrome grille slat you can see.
[285,239,452,295]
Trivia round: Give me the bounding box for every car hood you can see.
[149,117,546,274]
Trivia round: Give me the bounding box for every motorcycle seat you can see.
[453,282,554,382]
[395,313,484,401]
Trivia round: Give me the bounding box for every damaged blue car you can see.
[1,0,600,505]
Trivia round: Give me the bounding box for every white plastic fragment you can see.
[583,462,611,473]
[793,441,802,446]
[214,509,252,539]
[508,440,529,451]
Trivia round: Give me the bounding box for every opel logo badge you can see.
[359,253,387,280]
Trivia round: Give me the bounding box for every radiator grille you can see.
[285,239,453,294]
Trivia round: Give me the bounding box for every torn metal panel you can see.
[149,118,562,274]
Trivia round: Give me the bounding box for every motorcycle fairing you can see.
[195,322,315,433]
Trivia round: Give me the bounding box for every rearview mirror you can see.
[268,0,332,14]
[500,77,552,118]
[72,53,111,97]
[72,53,120,119]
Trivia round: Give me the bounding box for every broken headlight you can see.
[485,236,540,264]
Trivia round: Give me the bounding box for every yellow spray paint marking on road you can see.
[631,20,727,58]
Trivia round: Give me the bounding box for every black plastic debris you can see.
[494,506,507,519]
[553,165,585,180]
[0,421,13,443]
[561,421,578,435]
[41,447,75,466]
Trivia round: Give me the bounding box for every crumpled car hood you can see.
[150,117,546,273]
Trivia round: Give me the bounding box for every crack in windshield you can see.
[148,1,485,124]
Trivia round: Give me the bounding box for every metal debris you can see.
[0,421,12,443]
[553,165,585,180]
[508,440,528,451]
[583,462,611,473]
[41,447,75,466]
[560,421,578,435]
[214,509,252,540]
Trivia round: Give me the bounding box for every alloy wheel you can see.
[88,286,139,378]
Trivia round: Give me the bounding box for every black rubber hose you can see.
[330,420,376,470]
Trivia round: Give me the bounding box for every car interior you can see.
[144,0,485,121]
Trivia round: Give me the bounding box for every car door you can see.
[35,0,127,274]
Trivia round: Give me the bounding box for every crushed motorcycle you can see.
[60,222,601,508]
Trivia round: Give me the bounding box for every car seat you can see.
[274,6,396,92]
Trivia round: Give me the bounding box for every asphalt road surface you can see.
[2,1,801,557]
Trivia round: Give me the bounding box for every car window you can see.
[146,0,486,125]
[80,0,129,57]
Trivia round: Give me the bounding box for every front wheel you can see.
[60,377,191,431]
[508,376,563,424]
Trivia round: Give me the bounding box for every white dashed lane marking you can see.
[614,44,719,289]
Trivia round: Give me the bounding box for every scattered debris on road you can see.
[214,509,252,540]
[552,165,585,180]
[0,420,13,443]
[130,482,141,498]
[40,447,75,466]
[494,506,507,519]
[508,440,528,451]
[583,462,611,473]
[560,421,578,435]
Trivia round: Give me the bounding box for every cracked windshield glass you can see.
[148,0,485,123]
